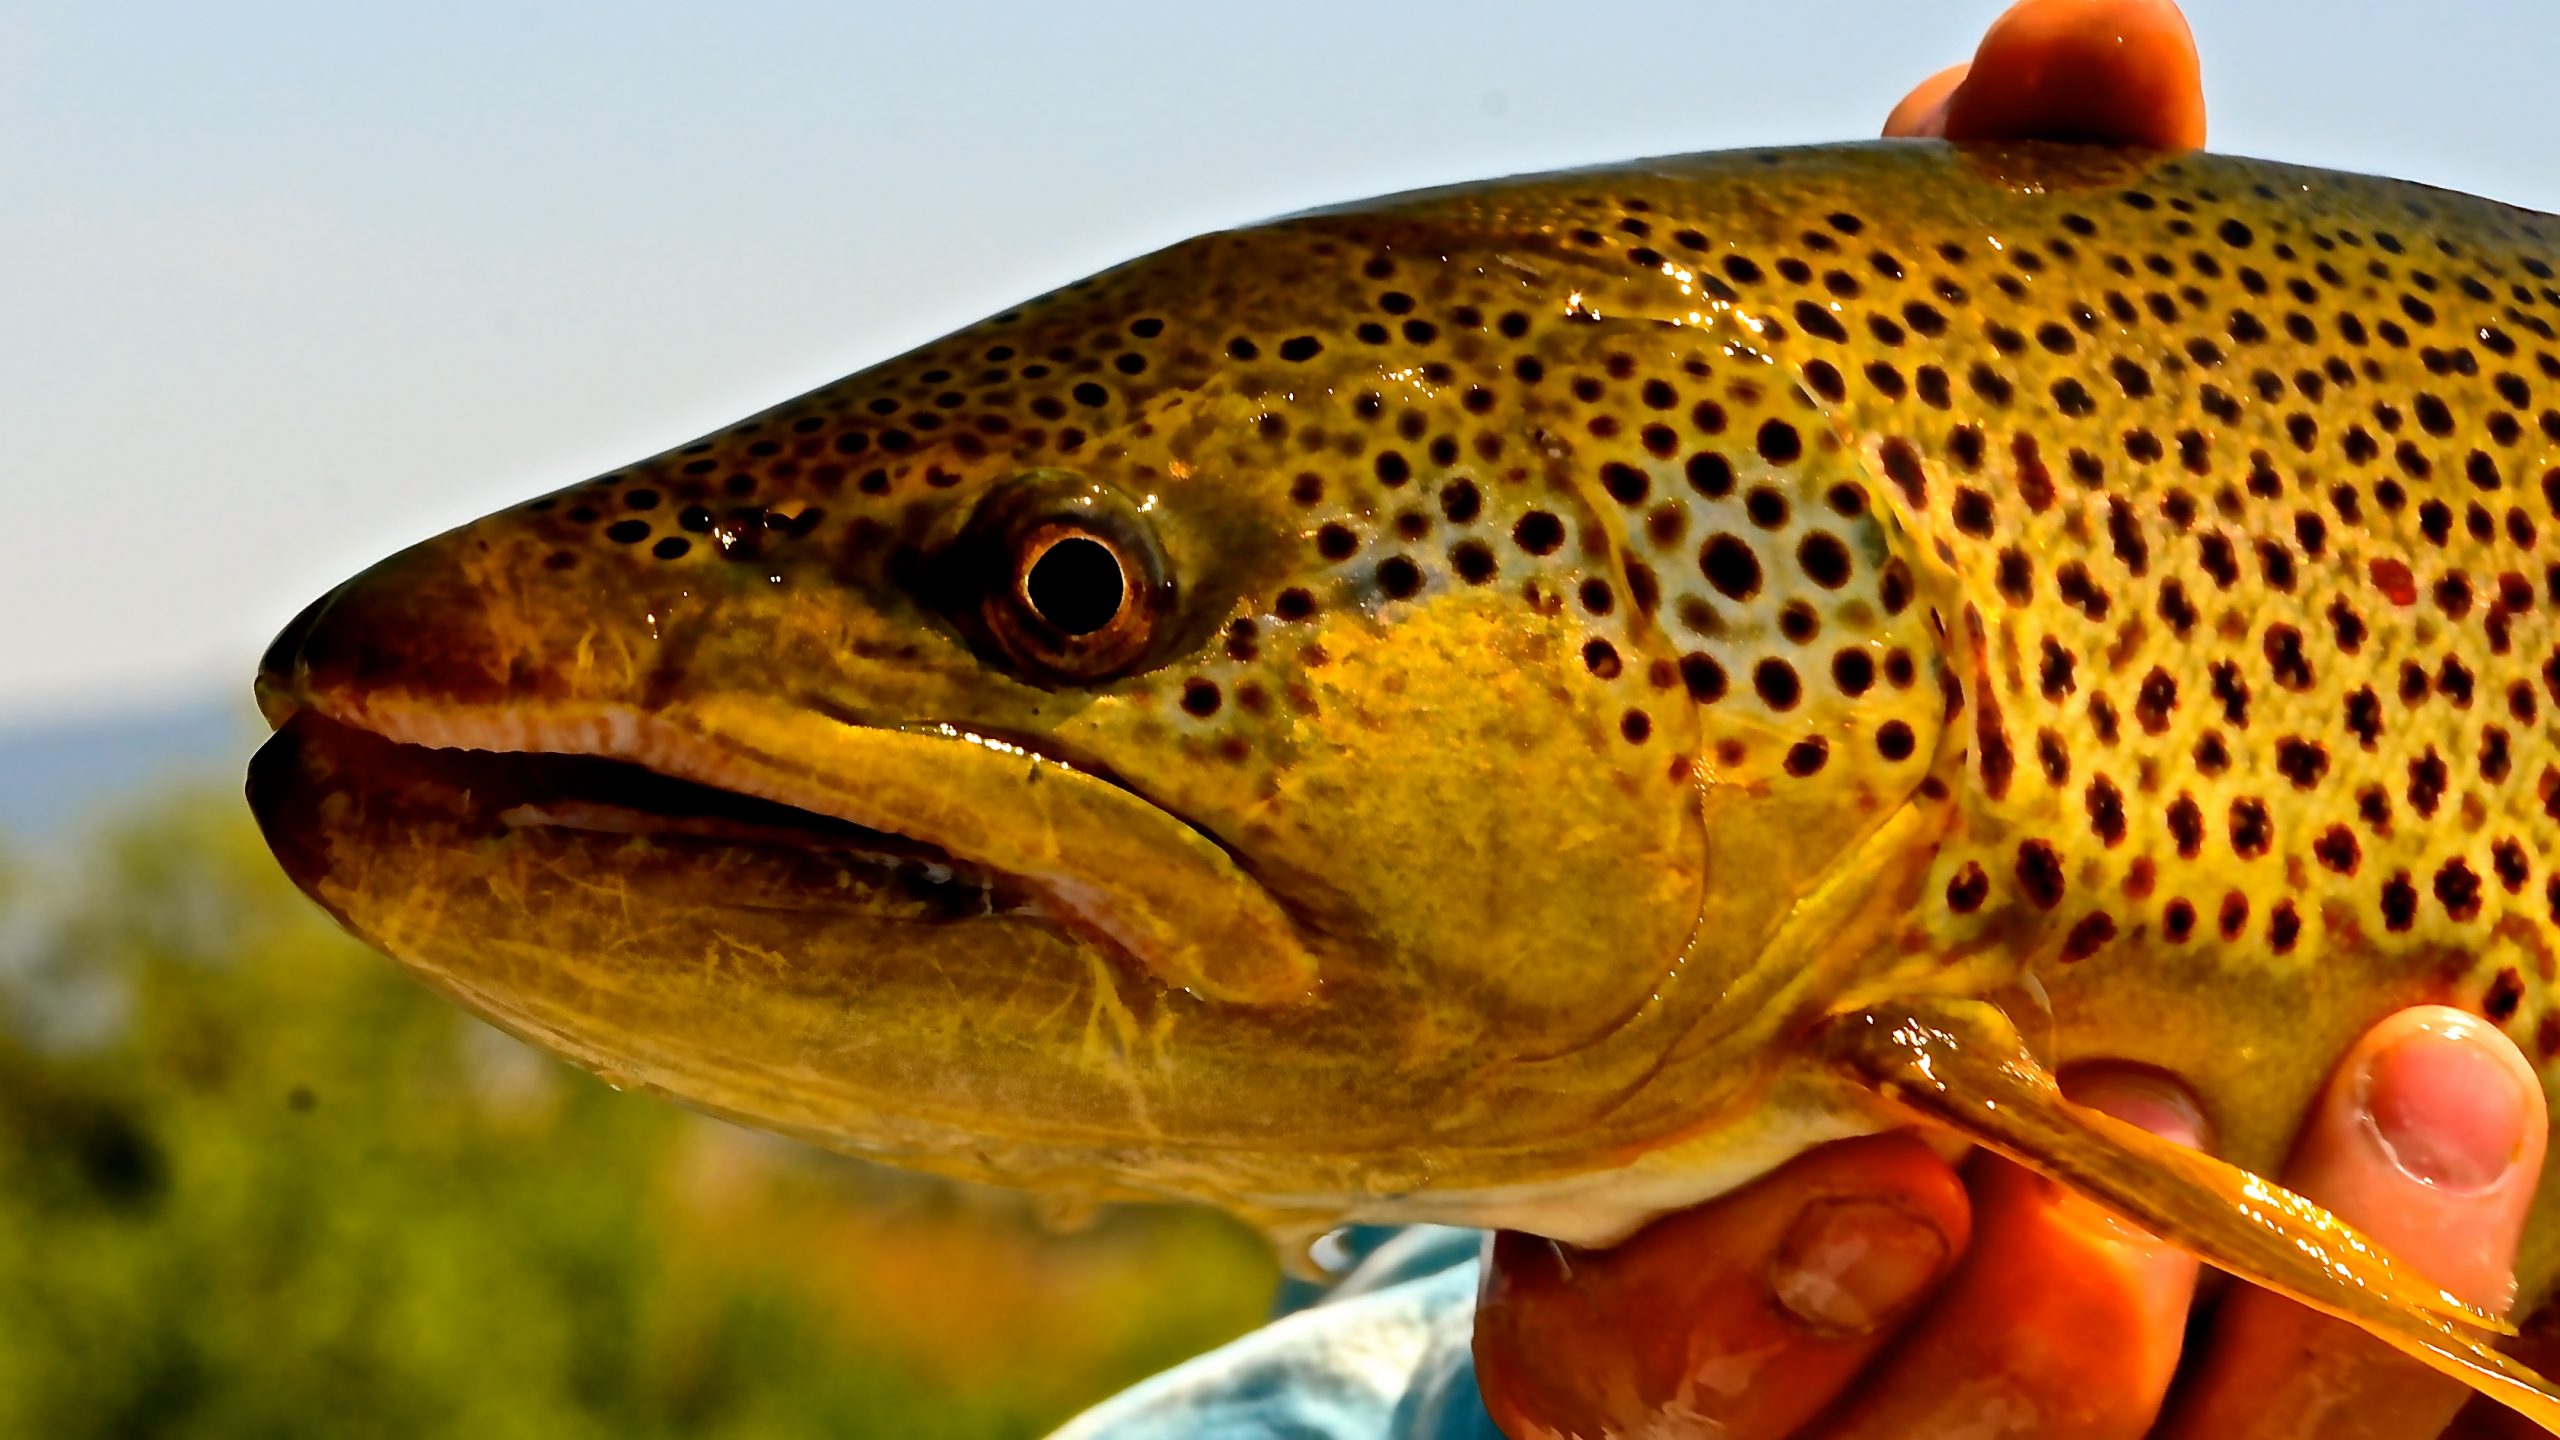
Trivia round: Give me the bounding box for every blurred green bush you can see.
[0,791,1275,1438]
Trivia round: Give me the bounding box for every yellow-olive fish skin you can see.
[251,139,2560,1412]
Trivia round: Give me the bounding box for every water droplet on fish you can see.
[1244,1209,1350,1284]
[1307,1227,1359,1277]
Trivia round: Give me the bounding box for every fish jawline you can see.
[278,707,1002,876]
[260,691,1320,1006]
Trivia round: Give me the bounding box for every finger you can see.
[2161,1007,2546,1440]
[1945,0,2204,148]
[1810,1071,2209,1439]
[1882,0,2206,150]
[1472,1134,1969,1440]
[1884,63,1971,139]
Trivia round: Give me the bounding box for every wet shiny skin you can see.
[252,140,2560,1420]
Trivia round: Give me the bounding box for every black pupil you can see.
[1024,535,1126,636]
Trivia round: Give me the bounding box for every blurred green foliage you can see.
[0,791,1275,1438]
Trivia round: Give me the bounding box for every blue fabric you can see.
[1049,1227,1507,1440]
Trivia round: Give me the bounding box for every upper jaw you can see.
[257,706,1001,900]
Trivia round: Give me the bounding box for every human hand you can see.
[1475,1007,2546,1438]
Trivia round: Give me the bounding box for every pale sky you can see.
[6,1,2557,727]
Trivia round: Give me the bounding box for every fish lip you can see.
[255,687,1023,875]
[255,679,1322,1006]
[255,668,1090,856]
[251,710,1007,903]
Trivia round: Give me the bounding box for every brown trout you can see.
[247,140,2560,1422]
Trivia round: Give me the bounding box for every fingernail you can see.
[2050,1070,2208,1244]
[1770,1197,1949,1335]
[2361,1017,2531,1194]
[2073,1070,2210,1152]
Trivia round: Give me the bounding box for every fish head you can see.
[249,192,1951,1230]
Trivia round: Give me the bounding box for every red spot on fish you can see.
[2370,558,2417,607]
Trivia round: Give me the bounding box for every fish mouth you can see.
[243,689,1274,1195]
[250,649,1323,1008]
[249,709,1013,916]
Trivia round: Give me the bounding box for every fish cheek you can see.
[1072,582,1709,1061]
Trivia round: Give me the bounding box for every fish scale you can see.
[249,139,2560,1423]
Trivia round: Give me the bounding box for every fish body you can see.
[250,141,2560,1402]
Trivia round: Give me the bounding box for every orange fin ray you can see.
[1826,998,2560,1434]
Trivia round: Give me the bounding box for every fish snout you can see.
[255,581,345,726]
[255,519,664,737]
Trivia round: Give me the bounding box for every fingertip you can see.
[2285,1005,2545,1310]
[1814,1076,2206,1437]
[2072,1067,2212,1152]
[2359,1005,2547,1197]
[2034,1067,2210,1251]
[2004,1067,2207,1310]
[2160,1010,2545,1436]
[1884,63,1970,139]
[1770,1188,1957,1336]
[1941,0,2206,150]
[1474,1134,1969,1440]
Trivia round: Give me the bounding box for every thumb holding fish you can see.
[2161,1006,2548,1439]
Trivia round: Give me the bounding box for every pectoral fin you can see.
[1825,996,2560,1434]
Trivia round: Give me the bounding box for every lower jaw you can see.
[243,711,1745,1233]
[241,709,1107,1172]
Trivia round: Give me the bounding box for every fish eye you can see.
[953,471,1171,684]
[1019,529,1128,636]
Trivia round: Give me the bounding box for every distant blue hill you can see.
[0,696,259,842]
